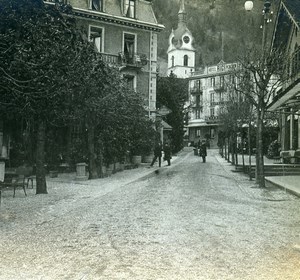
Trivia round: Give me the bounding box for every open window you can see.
[123,33,136,63]
[124,0,135,18]
[90,0,103,11]
[89,26,103,53]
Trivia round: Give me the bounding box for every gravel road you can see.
[1,148,300,280]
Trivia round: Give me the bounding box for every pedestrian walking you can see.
[150,141,162,167]
[199,140,207,163]
[163,143,172,166]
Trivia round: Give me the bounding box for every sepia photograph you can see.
[0,0,300,279]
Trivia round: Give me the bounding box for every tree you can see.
[157,72,188,153]
[236,47,287,187]
[0,0,86,193]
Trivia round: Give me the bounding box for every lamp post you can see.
[244,0,273,186]
[244,0,272,53]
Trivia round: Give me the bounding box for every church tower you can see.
[167,0,195,78]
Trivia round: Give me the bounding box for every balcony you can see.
[214,85,226,93]
[211,101,226,106]
[205,115,220,123]
[118,52,148,69]
[190,87,203,95]
[100,53,119,64]
[191,103,203,109]
[98,52,148,69]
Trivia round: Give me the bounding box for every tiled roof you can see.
[283,0,300,27]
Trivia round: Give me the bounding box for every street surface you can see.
[1,148,300,280]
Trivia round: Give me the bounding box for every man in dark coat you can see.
[199,140,207,163]
[150,142,162,167]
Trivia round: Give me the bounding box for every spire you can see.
[178,0,186,24]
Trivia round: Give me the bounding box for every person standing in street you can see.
[150,141,162,167]
[163,142,172,166]
[199,140,207,163]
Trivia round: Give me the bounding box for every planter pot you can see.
[142,155,153,163]
[76,162,88,181]
[132,155,142,165]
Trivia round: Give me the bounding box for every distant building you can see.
[187,60,239,148]
[268,0,300,158]
[45,0,164,118]
[167,0,195,78]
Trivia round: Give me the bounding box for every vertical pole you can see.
[248,119,252,180]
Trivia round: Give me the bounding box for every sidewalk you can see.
[217,151,300,198]
[265,176,300,198]
[46,155,179,184]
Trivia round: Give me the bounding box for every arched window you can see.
[183,55,188,66]
[171,56,174,67]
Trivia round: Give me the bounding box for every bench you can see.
[0,175,27,204]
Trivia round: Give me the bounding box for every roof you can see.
[271,0,300,51]
[161,120,172,130]
[66,0,165,31]
[282,0,300,27]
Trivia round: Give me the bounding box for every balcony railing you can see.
[211,101,227,106]
[118,52,148,68]
[205,115,220,123]
[98,52,148,69]
[190,87,203,95]
[191,103,203,109]
[100,53,119,64]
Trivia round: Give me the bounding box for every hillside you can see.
[152,0,278,74]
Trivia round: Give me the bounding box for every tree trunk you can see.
[256,108,265,187]
[230,135,235,165]
[87,123,98,179]
[36,120,47,194]
[65,125,72,171]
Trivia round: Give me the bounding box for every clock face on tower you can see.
[183,36,190,44]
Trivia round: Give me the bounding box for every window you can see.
[220,76,224,87]
[125,0,135,18]
[210,77,215,87]
[210,91,215,104]
[219,91,223,102]
[183,55,188,66]
[196,129,201,137]
[171,56,174,67]
[124,33,135,63]
[210,128,215,139]
[124,75,135,90]
[210,108,215,117]
[90,0,103,11]
[196,109,202,119]
[196,95,200,107]
[89,26,103,53]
